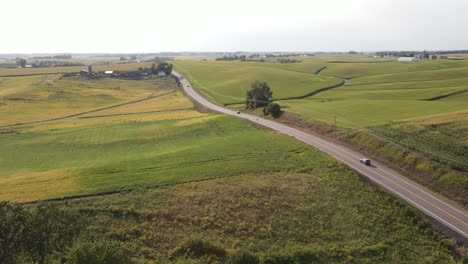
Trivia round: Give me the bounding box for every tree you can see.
[0,202,28,264]
[245,81,273,109]
[263,103,281,118]
[150,63,157,74]
[157,62,173,75]
[16,58,26,68]
[23,203,84,264]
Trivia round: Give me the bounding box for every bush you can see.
[0,202,28,264]
[171,238,227,261]
[65,237,132,264]
[263,103,281,118]
[227,250,259,264]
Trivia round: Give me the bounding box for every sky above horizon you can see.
[2,0,468,53]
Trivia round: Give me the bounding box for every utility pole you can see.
[334,115,337,138]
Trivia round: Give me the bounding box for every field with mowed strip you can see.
[0,74,177,126]
[174,60,343,105]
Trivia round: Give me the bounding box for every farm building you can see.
[79,70,89,77]
[158,71,167,77]
[104,71,114,75]
[398,57,417,62]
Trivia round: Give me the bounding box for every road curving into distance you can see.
[173,71,468,240]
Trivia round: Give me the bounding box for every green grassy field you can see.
[173,60,343,105]
[56,168,463,263]
[0,87,330,202]
[321,60,468,78]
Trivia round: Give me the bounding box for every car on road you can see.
[360,158,371,166]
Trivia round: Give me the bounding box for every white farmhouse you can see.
[398,57,417,62]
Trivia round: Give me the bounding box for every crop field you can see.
[0,62,152,77]
[173,60,343,105]
[322,60,468,78]
[0,75,176,126]
[0,86,332,202]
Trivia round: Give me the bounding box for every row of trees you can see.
[245,81,281,118]
[138,62,173,75]
[0,202,131,264]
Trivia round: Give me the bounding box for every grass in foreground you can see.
[53,172,466,263]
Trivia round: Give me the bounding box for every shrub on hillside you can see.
[227,250,259,264]
[263,103,282,118]
[65,237,132,264]
[170,238,227,262]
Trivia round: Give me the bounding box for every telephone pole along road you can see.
[172,71,468,240]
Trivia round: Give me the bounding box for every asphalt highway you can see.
[173,71,468,239]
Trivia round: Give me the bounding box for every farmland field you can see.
[0,71,466,262]
[0,91,325,202]
[0,75,176,126]
[174,60,343,105]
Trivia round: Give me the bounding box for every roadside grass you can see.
[0,62,152,77]
[173,60,343,105]
[54,172,464,263]
[0,75,176,126]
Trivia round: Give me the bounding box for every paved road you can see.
[173,71,468,240]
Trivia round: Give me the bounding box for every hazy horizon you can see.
[2,0,468,53]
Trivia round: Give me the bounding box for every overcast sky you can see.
[2,0,468,53]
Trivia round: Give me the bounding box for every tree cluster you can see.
[32,55,72,60]
[138,62,173,76]
[277,58,302,63]
[216,55,246,61]
[15,58,26,68]
[154,56,173,63]
[245,81,281,118]
[32,60,83,68]
[0,202,130,264]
